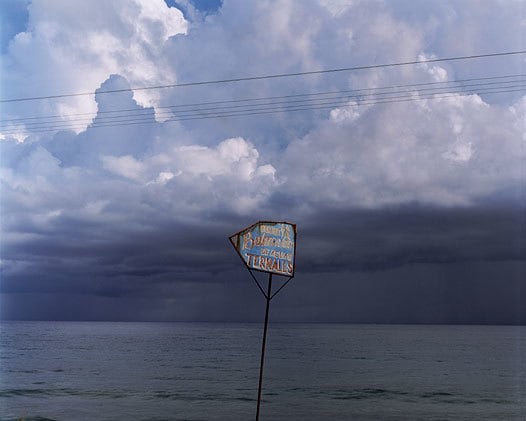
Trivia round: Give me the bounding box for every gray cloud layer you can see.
[1,0,524,323]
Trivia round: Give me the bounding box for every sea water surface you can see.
[0,322,524,420]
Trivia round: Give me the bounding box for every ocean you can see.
[0,322,524,420]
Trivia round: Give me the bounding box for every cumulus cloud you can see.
[1,0,187,134]
[0,0,524,322]
[280,91,524,208]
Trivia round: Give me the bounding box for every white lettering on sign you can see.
[230,221,296,277]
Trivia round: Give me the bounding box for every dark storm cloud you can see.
[296,205,526,272]
[1,200,524,323]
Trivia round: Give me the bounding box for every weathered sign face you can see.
[230,221,296,277]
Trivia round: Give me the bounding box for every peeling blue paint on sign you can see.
[230,221,296,277]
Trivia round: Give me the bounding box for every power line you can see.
[2,83,523,135]
[2,73,523,125]
[6,81,526,131]
[1,50,525,103]
[3,84,524,133]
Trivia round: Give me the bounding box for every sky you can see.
[0,0,524,323]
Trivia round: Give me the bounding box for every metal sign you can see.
[229,221,296,277]
[229,220,298,420]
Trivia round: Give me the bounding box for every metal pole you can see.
[256,272,273,421]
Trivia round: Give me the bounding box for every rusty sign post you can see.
[229,221,297,421]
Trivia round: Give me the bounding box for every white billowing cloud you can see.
[417,54,448,82]
[318,0,355,17]
[1,0,187,135]
[1,145,64,204]
[509,96,526,142]
[1,0,523,219]
[142,137,278,214]
[280,91,524,208]
[442,140,473,163]
[173,137,263,181]
[1,132,277,244]
[0,0,524,240]
[102,136,277,186]
[153,171,176,185]
[102,155,146,181]
[330,101,368,124]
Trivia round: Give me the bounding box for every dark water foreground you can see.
[0,322,524,420]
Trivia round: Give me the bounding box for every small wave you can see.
[151,391,255,403]
[285,387,309,392]
[152,392,206,401]
[363,388,391,394]
[331,387,408,400]
[479,397,514,404]
[7,369,39,374]
[234,396,253,402]
[0,388,126,399]
[0,389,50,397]
[0,417,59,421]
[139,419,207,421]
[419,391,479,404]
[420,391,454,398]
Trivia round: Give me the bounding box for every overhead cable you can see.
[1,50,525,103]
[2,73,523,125]
[1,80,523,135]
